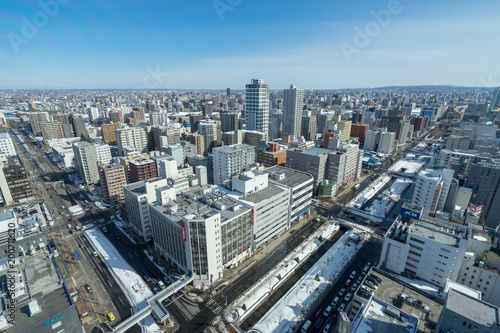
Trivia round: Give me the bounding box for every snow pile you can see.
[364,179,411,218]
[85,229,159,333]
[387,179,412,200]
[392,274,441,298]
[389,159,425,177]
[232,223,339,323]
[251,230,367,333]
[348,174,391,208]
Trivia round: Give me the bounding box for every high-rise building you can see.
[87,107,99,122]
[73,142,100,185]
[245,78,269,137]
[109,110,123,123]
[326,143,362,188]
[70,114,88,139]
[0,156,32,204]
[212,144,255,185]
[98,162,126,205]
[491,87,500,109]
[101,122,121,143]
[364,129,395,154]
[282,84,304,139]
[53,114,74,138]
[150,111,167,126]
[301,116,317,141]
[130,159,158,183]
[0,133,16,157]
[198,120,218,153]
[286,148,329,191]
[40,121,64,140]
[28,112,49,135]
[220,112,239,132]
[226,87,231,96]
[465,160,500,228]
[412,168,455,216]
[116,127,148,155]
[94,144,112,165]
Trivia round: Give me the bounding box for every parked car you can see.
[144,275,151,282]
[331,296,340,307]
[323,306,332,317]
[364,280,377,289]
[345,278,352,286]
[380,226,389,231]
[315,318,324,329]
[322,323,331,333]
[339,288,346,297]
[345,292,352,302]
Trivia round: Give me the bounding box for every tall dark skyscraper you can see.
[226,88,231,96]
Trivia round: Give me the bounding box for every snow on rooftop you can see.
[391,274,442,298]
[389,159,425,175]
[348,174,391,208]
[85,229,159,333]
[250,229,368,333]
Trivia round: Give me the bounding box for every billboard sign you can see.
[181,222,186,242]
[401,207,421,220]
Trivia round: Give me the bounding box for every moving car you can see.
[144,275,151,282]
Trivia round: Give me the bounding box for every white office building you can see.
[283,84,304,139]
[87,107,100,121]
[116,127,148,155]
[226,170,291,249]
[411,168,455,216]
[363,128,395,154]
[212,144,255,185]
[245,78,269,137]
[0,133,16,157]
[380,217,469,288]
[124,177,174,241]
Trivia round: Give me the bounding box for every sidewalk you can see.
[215,209,319,288]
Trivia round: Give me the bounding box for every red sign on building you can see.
[181,222,186,242]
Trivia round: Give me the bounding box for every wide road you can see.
[166,217,327,332]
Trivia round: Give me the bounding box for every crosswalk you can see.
[206,299,223,314]
[64,231,84,240]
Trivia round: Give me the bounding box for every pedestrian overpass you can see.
[111,275,193,333]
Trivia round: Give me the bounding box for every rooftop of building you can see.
[446,288,500,327]
[0,254,78,333]
[291,147,330,156]
[263,165,313,188]
[124,177,165,193]
[213,143,254,153]
[0,132,10,140]
[353,298,418,333]
[0,209,15,222]
[225,182,287,206]
[129,159,156,166]
[358,270,443,333]
[387,217,467,247]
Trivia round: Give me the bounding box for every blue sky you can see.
[0,0,499,89]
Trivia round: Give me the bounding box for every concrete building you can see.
[28,112,50,135]
[326,143,363,189]
[0,133,16,157]
[130,159,158,183]
[465,160,500,228]
[435,288,500,333]
[118,152,150,183]
[165,144,184,166]
[198,119,219,153]
[350,122,369,143]
[445,135,473,150]
[0,156,32,204]
[286,147,329,191]
[437,149,492,180]
[124,177,173,241]
[490,87,500,109]
[380,217,469,288]
[149,188,253,286]
[227,170,291,249]
[116,127,148,156]
[70,114,88,139]
[150,111,167,126]
[72,142,100,186]
[245,78,269,137]
[301,115,317,141]
[101,122,121,143]
[282,84,304,139]
[212,144,255,185]
[98,162,126,205]
[53,114,74,138]
[40,121,64,140]
[256,142,287,167]
[220,111,239,132]
[87,107,99,121]
[94,143,112,166]
[412,168,455,216]
[263,165,313,223]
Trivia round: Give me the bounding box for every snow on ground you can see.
[230,223,340,324]
[114,216,137,245]
[391,274,442,298]
[252,230,367,333]
[85,229,159,333]
[348,174,391,208]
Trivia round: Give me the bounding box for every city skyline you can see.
[1,0,499,89]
